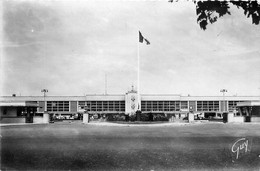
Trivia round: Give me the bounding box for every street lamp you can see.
[41,89,48,112]
[84,93,89,112]
[220,89,227,112]
[220,89,227,97]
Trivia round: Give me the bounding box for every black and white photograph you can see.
[1,0,260,170]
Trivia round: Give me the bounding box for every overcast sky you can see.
[1,0,260,96]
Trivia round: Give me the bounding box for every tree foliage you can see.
[169,0,260,30]
[196,1,231,30]
[231,1,260,25]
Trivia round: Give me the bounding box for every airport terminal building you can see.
[1,89,260,123]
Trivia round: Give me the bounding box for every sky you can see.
[1,0,260,96]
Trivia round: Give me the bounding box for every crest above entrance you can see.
[125,86,140,115]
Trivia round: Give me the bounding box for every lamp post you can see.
[220,89,227,97]
[220,89,227,112]
[41,89,48,112]
[41,89,49,123]
[83,93,89,123]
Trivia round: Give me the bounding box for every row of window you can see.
[78,101,125,112]
[44,101,246,112]
[197,101,220,112]
[47,101,69,112]
[141,101,188,111]
[228,101,242,112]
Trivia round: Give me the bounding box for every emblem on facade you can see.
[131,104,135,109]
[131,95,135,101]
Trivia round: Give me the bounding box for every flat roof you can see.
[237,101,260,107]
[0,101,38,107]
[0,95,260,102]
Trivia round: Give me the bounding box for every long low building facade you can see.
[1,89,260,123]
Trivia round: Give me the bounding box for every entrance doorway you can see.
[25,113,33,123]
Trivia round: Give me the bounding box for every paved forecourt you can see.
[1,122,260,170]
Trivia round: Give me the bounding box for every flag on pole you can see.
[139,31,150,45]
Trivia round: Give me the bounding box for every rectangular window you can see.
[197,101,203,111]
[97,101,102,111]
[196,101,219,112]
[120,101,125,111]
[147,101,152,111]
[141,101,182,112]
[90,101,97,111]
[152,101,158,111]
[78,101,85,106]
[180,101,188,109]
[228,101,242,112]
[77,101,125,112]
[103,101,108,111]
[169,101,175,111]
[78,101,92,111]
[109,101,114,111]
[175,101,180,111]
[47,101,69,112]
[141,101,146,111]
[115,101,120,111]
[164,101,170,111]
[158,101,163,111]
[214,101,220,111]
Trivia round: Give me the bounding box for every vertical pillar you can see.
[171,115,174,122]
[188,113,194,123]
[43,111,49,123]
[245,107,249,116]
[83,113,89,123]
[238,107,243,116]
[227,112,234,123]
[245,107,251,122]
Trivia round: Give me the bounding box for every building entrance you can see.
[25,113,33,123]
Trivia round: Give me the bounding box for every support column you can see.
[171,115,174,122]
[43,111,49,123]
[227,112,234,123]
[188,113,194,123]
[83,113,89,123]
[245,107,251,122]
[237,107,242,116]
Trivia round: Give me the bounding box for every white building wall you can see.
[125,91,139,115]
[1,95,259,103]
[33,116,44,123]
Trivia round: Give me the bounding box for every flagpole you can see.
[137,31,140,110]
